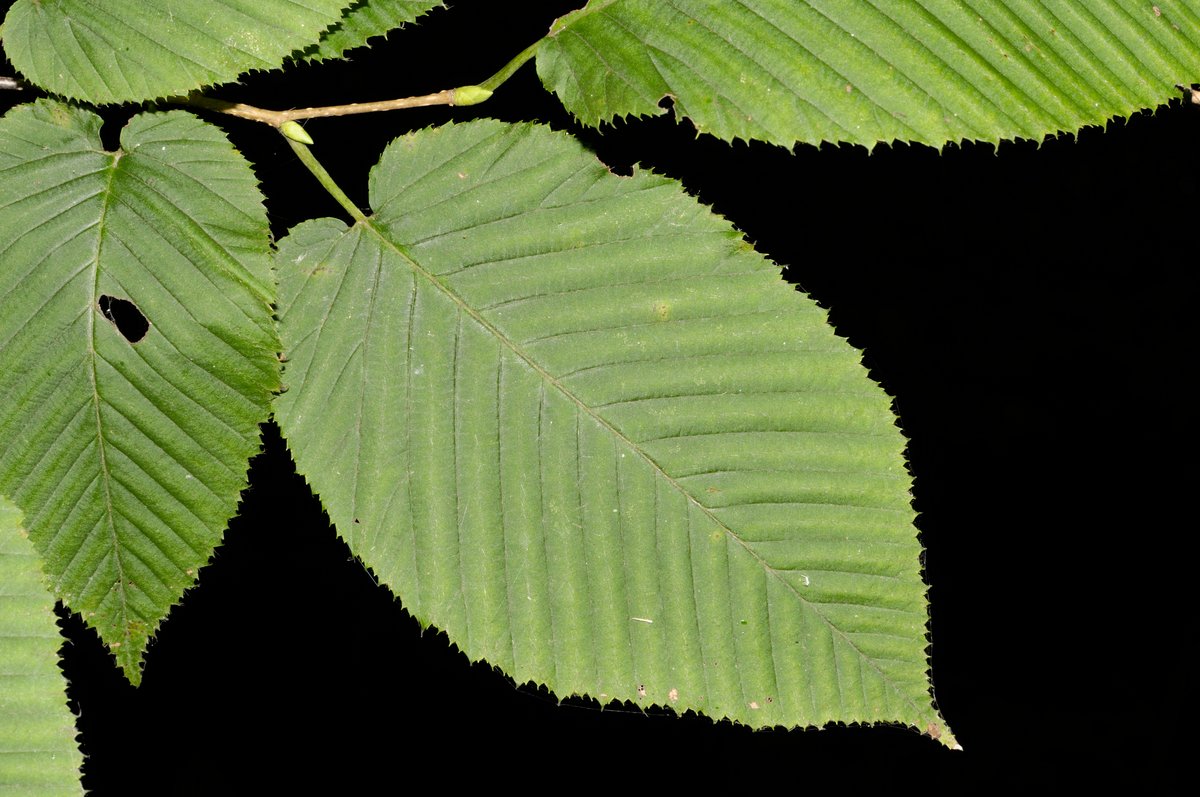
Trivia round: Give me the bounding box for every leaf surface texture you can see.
[301,0,445,62]
[0,101,280,682]
[537,0,1200,147]
[274,119,952,742]
[0,495,83,795]
[1,0,354,103]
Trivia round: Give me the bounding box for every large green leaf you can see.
[301,0,445,63]
[274,119,954,744]
[0,100,280,683]
[0,495,83,796]
[0,0,353,104]
[536,0,1200,148]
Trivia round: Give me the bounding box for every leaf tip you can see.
[924,719,961,750]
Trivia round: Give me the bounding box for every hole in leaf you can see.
[98,295,149,343]
[98,115,124,152]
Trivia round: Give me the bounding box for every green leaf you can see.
[536,0,1200,148]
[0,0,354,104]
[0,495,83,796]
[274,119,954,745]
[0,100,280,683]
[301,0,445,63]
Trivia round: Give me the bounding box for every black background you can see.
[2,2,1194,793]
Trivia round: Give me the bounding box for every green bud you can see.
[452,85,493,107]
[279,120,314,145]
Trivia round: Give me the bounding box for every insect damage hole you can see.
[98,295,150,343]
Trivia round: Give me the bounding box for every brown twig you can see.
[176,88,469,127]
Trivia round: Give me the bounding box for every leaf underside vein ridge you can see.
[0,496,85,794]
[536,0,1200,148]
[1,0,357,103]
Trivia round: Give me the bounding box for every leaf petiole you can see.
[282,134,367,224]
[478,38,542,92]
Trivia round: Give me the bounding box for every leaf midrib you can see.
[357,213,932,720]
[85,148,133,661]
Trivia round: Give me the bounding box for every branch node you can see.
[452,85,493,107]
[279,120,314,145]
